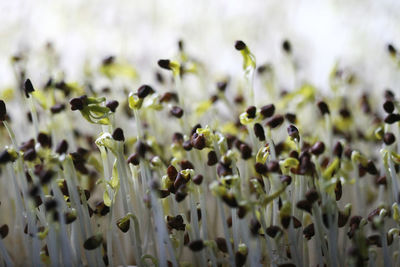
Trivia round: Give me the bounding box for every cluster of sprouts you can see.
[0,39,399,267]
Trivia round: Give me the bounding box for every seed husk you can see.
[83,234,103,250]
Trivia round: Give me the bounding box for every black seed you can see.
[38,132,52,148]
[112,128,125,142]
[310,141,325,155]
[296,199,312,214]
[188,240,204,251]
[193,174,203,185]
[333,141,343,158]
[44,199,57,211]
[387,43,396,54]
[287,124,299,140]
[155,71,164,84]
[384,132,396,145]
[69,97,84,111]
[278,263,296,267]
[266,225,282,238]
[180,160,194,170]
[339,108,351,118]
[106,100,119,112]
[102,56,115,65]
[65,211,77,224]
[136,141,148,158]
[384,113,400,124]
[250,218,261,236]
[335,180,342,201]
[217,163,233,177]
[226,216,232,228]
[260,104,275,118]
[175,190,187,202]
[116,217,130,233]
[167,215,185,231]
[158,59,171,70]
[0,150,12,164]
[292,216,302,228]
[215,237,228,253]
[317,101,330,115]
[191,124,202,136]
[83,234,103,250]
[235,251,247,267]
[281,216,291,229]
[0,100,7,121]
[217,81,228,92]
[56,140,68,154]
[246,106,256,119]
[183,140,192,151]
[24,79,35,97]
[303,224,315,240]
[237,206,247,219]
[222,193,238,207]
[137,85,155,99]
[338,211,349,228]
[383,100,395,114]
[174,172,187,190]
[95,201,110,216]
[23,148,36,161]
[170,106,184,118]
[158,189,170,199]
[266,115,284,129]
[0,224,9,239]
[367,234,382,247]
[234,40,246,51]
[282,40,291,53]
[40,170,54,185]
[365,160,378,175]
[50,103,65,114]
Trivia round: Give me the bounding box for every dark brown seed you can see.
[239,143,252,160]
[280,175,292,185]
[267,160,280,173]
[112,128,125,142]
[235,40,246,51]
[69,97,84,111]
[383,132,396,145]
[278,263,296,267]
[246,106,256,119]
[338,211,349,228]
[158,59,171,70]
[175,190,187,202]
[137,85,154,98]
[266,115,284,128]
[377,176,387,185]
[254,162,268,174]
[170,106,184,118]
[188,240,204,252]
[215,237,228,253]
[287,124,299,140]
[367,234,382,247]
[24,79,35,97]
[184,232,190,245]
[44,199,57,211]
[383,100,395,114]
[167,215,185,231]
[249,218,261,236]
[116,217,130,233]
[0,224,9,239]
[172,132,184,144]
[296,200,312,214]
[40,170,54,185]
[385,89,395,100]
[333,142,343,158]
[253,123,265,141]
[237,206,247,219]
[106,100,119,112]
[23,148,36,161]
[38,132,52,148]
[183,140,192,151]
[54,140,68,155]
[95,201,110,216]
[222,193,238,208]
[285,113,296,123]
[193,174,203,185]
[0,100,7,121]
[292,216,302,228]
[50,103,65,114]
[266,225,282,238]
[180,160,194,170]
[167,165,178,181]
[207,151,218,166]
[317,101,330,115]
[160,92,179,103]
[0,150,12,164]
[303,224,315,240]
[310,141,325,155]
[384,113,400,124]
[217,163,233,177]
[192,134,206,150]
[305,189,319,204]
[260,104,275,118]
[127,153,140,166]
[174,172,187,189]
[83,234,103,250]
[367,208,381,222]
[289,150,299,159]
[65,211,77,224]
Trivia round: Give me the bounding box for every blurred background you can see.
[0,0,399,92]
